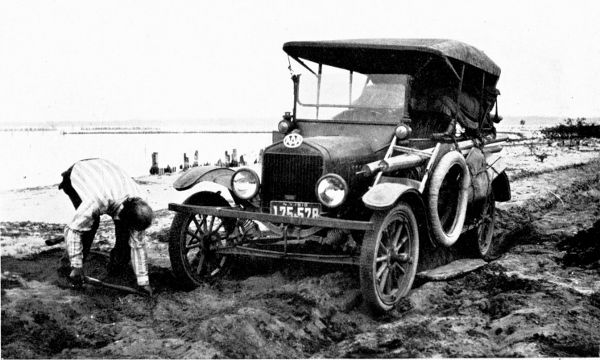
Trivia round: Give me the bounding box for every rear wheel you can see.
[168,193,236,289]
[360,203,419,314]
[474,193,498,260]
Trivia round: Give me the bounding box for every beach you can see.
[1,137,600,357]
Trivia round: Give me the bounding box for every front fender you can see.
[173,166,235,191]
[172,167,236,206]
[362,179,421,210]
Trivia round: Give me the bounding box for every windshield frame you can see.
[292,61,411,123]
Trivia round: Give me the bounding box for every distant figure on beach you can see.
[149,152,160,175]
[57,158,154,295]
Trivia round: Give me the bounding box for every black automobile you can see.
[168,39,510,314]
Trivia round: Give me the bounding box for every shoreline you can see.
[1,141,599,224]
[59,130,272,135]
[2,134,599,193]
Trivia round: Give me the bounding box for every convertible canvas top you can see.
[283,39,501,79]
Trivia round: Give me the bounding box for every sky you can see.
[1,0,599,125]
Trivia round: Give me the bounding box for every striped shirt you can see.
[69,158,144,231]
[64,159,149,286]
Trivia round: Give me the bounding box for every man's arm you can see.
[64,201,98,271]
[129,230,149,287]
[63,227,85,287]
[64,227,84,268]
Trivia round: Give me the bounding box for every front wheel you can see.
[360,202,419,314]
[168,193,236,289]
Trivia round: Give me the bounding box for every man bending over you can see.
[58,158,154,295]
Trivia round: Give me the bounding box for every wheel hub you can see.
[391,253,409,263]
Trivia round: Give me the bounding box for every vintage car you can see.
[168,39,510,314]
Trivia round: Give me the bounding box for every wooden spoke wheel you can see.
[168,194,236,289]
[360,202,419,314]
[475,193,498,260]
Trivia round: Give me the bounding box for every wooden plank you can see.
[417,258,487,281]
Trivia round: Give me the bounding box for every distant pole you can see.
[231,148,238,167]
[183,153,189,170]
[149,152,159,175]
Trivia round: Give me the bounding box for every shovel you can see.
[46,237,150,296]
[83,275,149,296]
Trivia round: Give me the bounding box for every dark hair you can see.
[120,197,154,231]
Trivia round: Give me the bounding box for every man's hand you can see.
[69,267,84,289]
[45,236,65,246]
[138,284,153,297]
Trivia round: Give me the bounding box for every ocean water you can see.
[1,115,591,191]
[0,130,271,191]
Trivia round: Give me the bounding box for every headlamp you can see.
[231,168,260,200]
[315,174,348,208]
[278,119,292,134]
[395,123,412,140]
[278,112,294,134]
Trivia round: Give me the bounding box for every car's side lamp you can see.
[395,123,412,140]
[278,112,294,134]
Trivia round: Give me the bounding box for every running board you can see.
[216,246,359,266]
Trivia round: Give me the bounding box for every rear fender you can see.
[491,171,511,202]
[485,153,510,201]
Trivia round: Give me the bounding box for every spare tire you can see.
[427,151,470,247]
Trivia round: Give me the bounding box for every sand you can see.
[1,140,599,358]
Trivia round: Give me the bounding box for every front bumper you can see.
[168,203,374,231]
[169,202,372,266]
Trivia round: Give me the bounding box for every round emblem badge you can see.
[283,133,303,148]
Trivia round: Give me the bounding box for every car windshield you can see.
[295,62,408,122]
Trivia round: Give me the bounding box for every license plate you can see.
[270,201,321,218]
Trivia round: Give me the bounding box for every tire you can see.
[360,202,419,314]
[168,193,236,289]
[427,151,470,247]
[474,193,498,260]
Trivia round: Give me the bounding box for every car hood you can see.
[302,136,376,163]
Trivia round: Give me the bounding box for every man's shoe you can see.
[69,267,85,289]
[57,255,72,277]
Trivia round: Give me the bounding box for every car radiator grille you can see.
[261,153,323,208]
